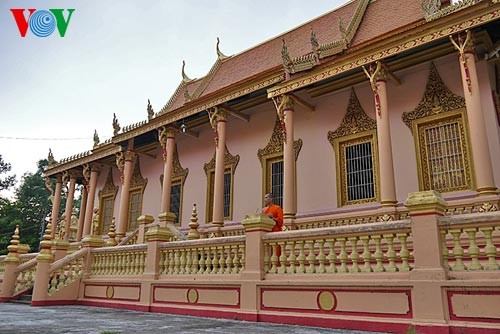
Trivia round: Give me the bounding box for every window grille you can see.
[270,160,283,208]
[345,141,375,201]
[169,183,181,225]
[416,112,472,193]
[128,191,142,230]
[101,197,114,234]
[207,169,232,222]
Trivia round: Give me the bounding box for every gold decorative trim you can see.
[268,7,500,98]
[328,89,376,142]
[204,146,240,175]
[99,168,118,198]
[332,130,380,207]
[329,90,379,206]
[257,117,303,164]
[412,109,474,193]
[114,73,283,142]
[402,63,466,131]
[130,158,148,189]
[45,146,121,177]
[422,0,481,22]
[98,168,118,234]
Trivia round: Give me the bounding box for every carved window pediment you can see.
[327,88,376,143]
[257,117,302,164]
[402,63,466,132]
[204,146,240,175]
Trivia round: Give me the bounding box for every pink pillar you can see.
[375,77,397,206]
[457,49,497,195]
[83,167,99,236]
[212,110,228,227]
[283,98,296,220]
[63,175,77,242]
[76,185,88,241]
[160,129,176,213]
[50,176,63,239]
[116,150,135,238]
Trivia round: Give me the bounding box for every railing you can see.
[439,211,500,271]
[118,229,139,246]
[14,258,37,294]
[293,207,410,230]
[91,244,147,276]
[159,236,245,275]
[263,220,413,274]
[19,253,38,264]
[48,248,87,296]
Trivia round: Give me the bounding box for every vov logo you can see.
[11,9,75,38]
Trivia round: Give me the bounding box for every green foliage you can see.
[0,159,66,254]
[0,154,15,192]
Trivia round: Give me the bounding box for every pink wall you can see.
[90,54,499,228]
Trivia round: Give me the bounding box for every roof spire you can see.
[181,60,192,82]
[216,37,228,60]
[281,39,293,74]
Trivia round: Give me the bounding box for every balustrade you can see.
[14,259,37,294]
[440,213,500,271]
[91,245,147,275]
[47,249,87,295]
[159,236,245,275]
[263,221,413,274]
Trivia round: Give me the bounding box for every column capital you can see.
[404,190,447,216]
[242,214,275,232]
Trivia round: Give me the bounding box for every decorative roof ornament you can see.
[281,39,294,74]
[93,130,100,148]
[339,18,349,45]
[310,28,320,57]
[421,0,480,22]
[112,113,121,136]
[216,37,228,60]
[147,99,154,121]
[181,60,193,83]
[47,148,55,166]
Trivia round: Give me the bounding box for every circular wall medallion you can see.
[317,291,336,311]
[187,288,199,304]
[106,286,114,299]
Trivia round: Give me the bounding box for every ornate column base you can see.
[52,240,70,262]
[380,199,398,207]
[207,226,223,238]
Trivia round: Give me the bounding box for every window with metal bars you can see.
[345,141,375,201]
[100,197,114,234]
[267,159,283,208]
[207,169,232,222]
[336,133,378,206]
[169,182,181,225]
[128,190,142,231]
[416,112,472,193]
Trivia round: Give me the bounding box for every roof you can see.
[159,0,424,114]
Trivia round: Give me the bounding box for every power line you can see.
[0,136,91,141]
[0,223,40,238]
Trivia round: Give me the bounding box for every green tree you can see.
[14,160,54,251]
[0,198,22,255]
[0,154,15,192]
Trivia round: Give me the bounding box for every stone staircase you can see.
[9,289,32,305]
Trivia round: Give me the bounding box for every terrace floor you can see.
[0,303,388,334]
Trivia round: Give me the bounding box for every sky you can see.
[0,0,346,198]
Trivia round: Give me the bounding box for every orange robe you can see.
[263,204,283,232]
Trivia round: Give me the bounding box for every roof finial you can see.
[310,27,319,56]
[47,148,55,165]
[147,99,154,121]
[112,113,121,136]
[281,39,293,74]
[216,37,228,60]
[93,130,100,148]
[181,60,192,82]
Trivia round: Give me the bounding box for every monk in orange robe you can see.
[262,193,283,232]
